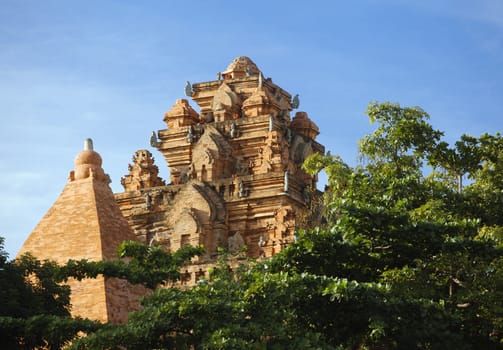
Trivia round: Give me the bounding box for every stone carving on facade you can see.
[229,121,238,138]
[162,203,200,251]
[179,171,190,184]
[121,150,166,192]
[276,109,290,123]
[201,111,214,124]
[234,156,249,176]
[258,235,265,247]
[228,231,245,252]
[274,207,296,241]
[186,125,195,143]
[149,231,171,251]
[188,163,197,180]
[192,126,232,182]
[255,130,290,174]
[255,147,272,174]
[285,128,292,144]
[203,149,214,167]
[238,181,247,198]
[145,193,152,210]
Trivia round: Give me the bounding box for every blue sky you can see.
[1,0,502,257]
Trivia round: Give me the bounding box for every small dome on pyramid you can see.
[75,138,102,167]
[71,138,109,183]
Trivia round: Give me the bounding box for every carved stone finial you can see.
[230,122,238,138]
[150,131,159,148]
[228,231,245,252]
[71,139,109,183]
[285,128,292,144]
[238,181,246,197]
[120,150,166,191]
[292,94,300,109]
[145,193,152,210]
[84,138,93,151]
[187,126,195,143]
[185,81,193,97]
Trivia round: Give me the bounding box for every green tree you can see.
[0,238,202,349]
[0,237,100,349]
[57,240,204,289]
[71,254,337,350]
[299,102,503,348]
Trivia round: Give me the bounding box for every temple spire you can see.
[84,138,94,151]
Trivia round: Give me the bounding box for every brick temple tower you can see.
[115,56,325,283]
[17,139,144,323]
[18,57,326,319]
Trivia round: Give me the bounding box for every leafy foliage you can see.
[56,241,204,289]
[0,238,202,349]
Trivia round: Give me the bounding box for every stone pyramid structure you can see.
[18,139,143,323]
